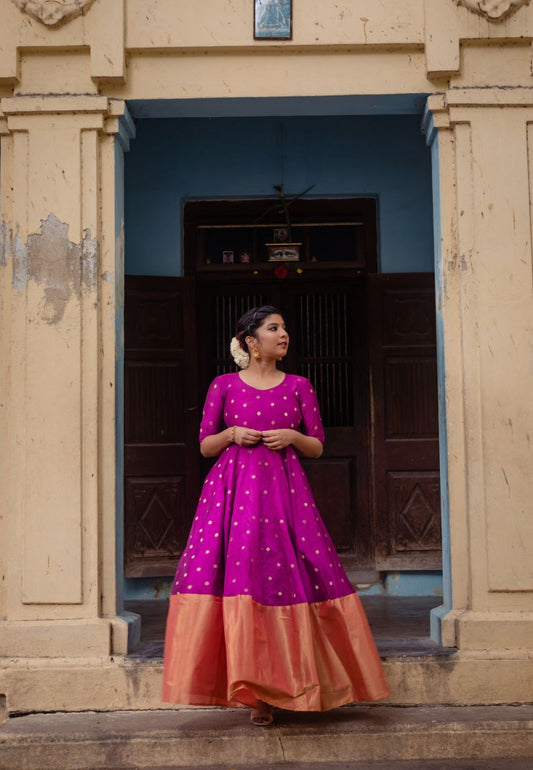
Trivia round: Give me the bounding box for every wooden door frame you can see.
[121,200,442,580]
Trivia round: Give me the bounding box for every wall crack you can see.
[277,732,287,763]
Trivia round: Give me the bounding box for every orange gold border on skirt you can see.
[162,593,389,711]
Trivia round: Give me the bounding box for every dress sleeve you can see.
[298,378,325,444]
[199,378,225,443]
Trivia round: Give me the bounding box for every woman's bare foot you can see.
[250,700,274,726]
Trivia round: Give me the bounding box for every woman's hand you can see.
[262,428,324,458]
[200,425,261,456]
[234,427,262,447]
[261,428,296,451]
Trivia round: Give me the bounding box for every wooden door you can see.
[123,273,441,576]
[124,276,198,577]
[196,278,372,563]
[369,273,442,570]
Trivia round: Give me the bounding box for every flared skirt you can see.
[162,443,389,710]
[163,591,389,710]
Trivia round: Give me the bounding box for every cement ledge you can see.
[0,619,112,658]
[0,706,532,769]
[1,652,533,715]
[456,611,533,650]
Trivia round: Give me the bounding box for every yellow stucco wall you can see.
[0,0,532,713]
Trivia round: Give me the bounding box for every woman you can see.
[162,306,389,725]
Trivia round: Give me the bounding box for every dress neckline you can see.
[237,372,287,392]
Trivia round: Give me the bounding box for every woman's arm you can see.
[200,426,263,458]
[290,429,323,458]
[200,427,234,458]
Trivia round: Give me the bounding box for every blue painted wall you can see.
[124,571,443,600]
[125,115,434,276]
[115,137,126,611]
[424,110,452,644]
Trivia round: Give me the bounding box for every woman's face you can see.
[251,313,289,360]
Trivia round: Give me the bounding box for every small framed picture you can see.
[273,227,290,243]
[222,250,234,264]
[254,0,292,40]
[266,243,301,261]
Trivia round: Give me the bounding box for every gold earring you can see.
[253,350,260,360]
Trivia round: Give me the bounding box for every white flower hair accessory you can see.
[230,336,250,369]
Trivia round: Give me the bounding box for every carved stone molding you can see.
[11,0,97,27]
[456,0,529,21]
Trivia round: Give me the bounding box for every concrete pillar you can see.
[0,94,139,656]
[425,89,533,650]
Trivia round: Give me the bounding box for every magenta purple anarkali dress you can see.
[162,372,389,710]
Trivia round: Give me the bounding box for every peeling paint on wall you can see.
[0,214,98,325]
[0,221,10,269]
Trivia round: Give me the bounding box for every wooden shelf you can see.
[184,197,378,275]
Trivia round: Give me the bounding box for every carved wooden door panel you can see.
[369,273,441,570]
[196,279,371,563]
[124,276,198,577]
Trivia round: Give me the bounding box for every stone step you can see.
[131,765,533,770]
[0,706,532,770]
[4,650,532,714]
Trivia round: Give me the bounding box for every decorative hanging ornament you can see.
[11,0,97,27]
[273,264,289,280]
[455,0,529,22]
